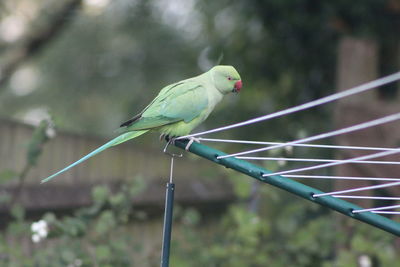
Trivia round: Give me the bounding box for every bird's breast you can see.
[205,86,224,115]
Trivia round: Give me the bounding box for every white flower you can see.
[31,220,48,243]
[31,234,40,243]
[358,255,372,267]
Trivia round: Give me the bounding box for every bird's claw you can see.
[161,134,199,154]
[163,136,182,157]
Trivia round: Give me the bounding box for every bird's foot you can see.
[185,137,201,151]
[163,135,182,157]
[162,134,177,145]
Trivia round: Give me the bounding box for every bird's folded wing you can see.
[123,81,208,131]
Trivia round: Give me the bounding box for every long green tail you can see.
[41,130,148,183]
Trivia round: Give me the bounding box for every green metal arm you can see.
[174,140,400,236]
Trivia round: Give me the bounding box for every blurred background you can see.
[0,0,399,266]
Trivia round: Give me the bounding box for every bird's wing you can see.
[122,80,208,131]
[120,81,184,127]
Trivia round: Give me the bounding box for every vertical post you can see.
[335,37,379,206]
[160,155,176,267]
[160,182,175,267]
[335,37,400,202]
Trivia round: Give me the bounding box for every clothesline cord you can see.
[218,113,400,159]
[177,71,400,140]
[198,138,398,152]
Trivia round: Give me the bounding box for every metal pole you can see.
[160,155,177,267]
[160,182,175,267]
[174,139,400,236]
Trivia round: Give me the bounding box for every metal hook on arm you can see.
[163,139,183,158]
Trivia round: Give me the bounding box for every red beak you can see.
[234,80,242,92]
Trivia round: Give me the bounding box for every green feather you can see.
[41,130,148,183]
[124,82,208,131]
[41,65,242,183]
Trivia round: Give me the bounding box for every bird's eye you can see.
[227,76,232,80]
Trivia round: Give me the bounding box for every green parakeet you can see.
[41,65,242,183]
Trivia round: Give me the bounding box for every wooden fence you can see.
[335,37,400,204]
[0,118,234,212]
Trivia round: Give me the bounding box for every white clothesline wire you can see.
[285,174,400,181]
[236,156,400,165]
[262,147,400,177]
[218,113,400,159]
[177,71,400,140]
[198,138,398,152]
[372,211,400,214]
[313,181,400,197]
[334,195,400,200]
[174,73,400,215]
[352,204,400,214]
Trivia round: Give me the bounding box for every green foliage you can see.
[25,120,51,166]
[0,177,147,267]
[0,1,399,266]
[169,175,400,267]
[1,173,399,266]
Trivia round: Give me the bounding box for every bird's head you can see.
[210,65,242,95]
